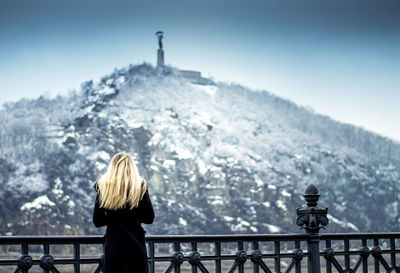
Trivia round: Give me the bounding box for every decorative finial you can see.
[304,184,320,207]
[296,184,329,234]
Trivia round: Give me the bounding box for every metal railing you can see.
[0,236,103,273]
[1,185,400,273]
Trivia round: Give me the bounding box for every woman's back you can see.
[93,153,155,273]
[93,188,154,228]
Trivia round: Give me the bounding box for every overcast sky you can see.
[1,0,399,141]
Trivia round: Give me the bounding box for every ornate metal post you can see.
[296,184,329,273]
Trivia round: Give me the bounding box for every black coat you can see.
[93,189,155,273]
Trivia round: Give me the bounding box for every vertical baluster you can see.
[43,243,50,273]
[325,240,331,273]
[149,242,155,273]
[191,242,198,273]
[215,241,221,273]
[238,241,244,273]
[74,242,80,273]
[295,241,301,273]
[390,238,395,267]
[362,239,367,273]
[174,242,181,273]
[253,241,259,273]
[43,243,50,254]
[344,239,350,270]
[374,238,379,273]
[19,243,29,273]
[21,243,28,255]
[275,240,280,273]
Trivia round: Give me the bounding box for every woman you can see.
[93,152,155,273]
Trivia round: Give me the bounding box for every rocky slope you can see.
[1,64,399,235]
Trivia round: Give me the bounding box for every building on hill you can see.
[155,31,214,86]
[179,70,215,85]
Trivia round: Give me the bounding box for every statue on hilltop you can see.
[156,31,164,67]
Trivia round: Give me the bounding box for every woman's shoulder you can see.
[93,181,100,192]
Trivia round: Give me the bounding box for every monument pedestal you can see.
[157,49,164,67]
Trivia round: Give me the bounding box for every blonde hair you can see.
[96,153,147,210]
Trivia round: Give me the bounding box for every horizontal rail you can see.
[321,232,400,240]
[1,233,400,273]
[2,232,400,243]
[0,235,103,244]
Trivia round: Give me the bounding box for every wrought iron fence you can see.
[1,185,399,273]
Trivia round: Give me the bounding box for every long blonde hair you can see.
[96,153,147,210]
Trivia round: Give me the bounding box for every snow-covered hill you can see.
[1,63,399,235]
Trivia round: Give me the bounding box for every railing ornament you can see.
[250,250,262,263]
[172,251,184,265]
[163,251,185,273]
[40,254,58,272]
[293,249,304,261]
[226,250,248,273]
[296,184,329,233]
[360,246,370,258]
[189,251,201,265]
[235,250,247,264]
[17,254,33,271]
[371,246,382,257]
[323,248,335,260]
[188,251,210,273]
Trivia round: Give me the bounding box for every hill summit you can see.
[1,63,399,235]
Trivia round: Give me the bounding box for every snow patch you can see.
[281,190,291,197]
[262,201,271,208]
[67,200,75,215]
[95,162,107,170]
[174,146,193,159]
[276,200,287,211]
[231,217,251,232]
[179,217,187,226]
[250,226,258,233]
[196,85,218,96]
[211,199,224,206]
[254,175,264,187]
[263,223,281,233]
[21,195,55,211]
[163,160,176,169]
[52,178,64,199]
[197,160,208,175]
[328,215,360,232]
[88,151,110,163]
[98,87,116,96]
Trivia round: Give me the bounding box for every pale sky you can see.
[0,0,399,141]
